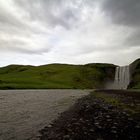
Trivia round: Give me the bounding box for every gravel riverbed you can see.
[0,90,89,140]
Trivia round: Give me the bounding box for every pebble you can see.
[107,119,112,122]
[94,122,99,125]
[63,135,70,139]
[48,124,52,128]
[79,118,83,121]
[111,130,117,134]
[89,129,94,132]
[128,118,133,121]
[84,132,87,134]
[106,115,110,118]
[135,125,140,128]
[97,125,102,129]
[113,122,118,125]
[111,126,117,129]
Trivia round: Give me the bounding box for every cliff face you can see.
[128,58,140,89]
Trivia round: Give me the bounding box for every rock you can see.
[48,124,52,128]
[128,118,133,121]
[72,118,77,121]
[84,131,87,135]
[111,126,117,129]
[111,130,117,134]
[66,128,72,132]
[94,122,99,125]
[97,125,102,129]
[89,129,94,132]
[106,115,110,118]
[79,118,83,121]
[74,122,80,126]
[63,135,70,139]
[67,124,71,127]
[113,122,118,125]
[135,125,140,128]
[106,119,112,122]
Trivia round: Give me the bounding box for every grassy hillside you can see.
[0,63,115,89]
[128,58,140,89]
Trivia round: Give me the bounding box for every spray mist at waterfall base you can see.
[104,81,118,89]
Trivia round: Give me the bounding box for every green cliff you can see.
[0,63,115,89]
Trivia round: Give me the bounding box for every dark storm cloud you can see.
[102,0,140,27]
[102,0,140,47]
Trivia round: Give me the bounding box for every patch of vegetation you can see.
[129,58,140,89]
[0,63,115,89]
[91,91,140,114]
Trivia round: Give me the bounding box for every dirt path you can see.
[0,90,90,140]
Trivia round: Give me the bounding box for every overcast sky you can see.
[0,0,140,66]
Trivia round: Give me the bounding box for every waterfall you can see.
[114,66,130,89]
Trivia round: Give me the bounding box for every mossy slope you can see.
[129,58,140,89]
[0,63,115,89]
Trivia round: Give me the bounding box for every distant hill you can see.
[0,63,115,89]
[128,58,140,89]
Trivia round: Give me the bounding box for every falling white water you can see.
[114,66,130,89]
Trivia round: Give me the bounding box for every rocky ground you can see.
[39,90,140,140]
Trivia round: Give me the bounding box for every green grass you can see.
[0,58,139,89]
[91,92,140,114]
[0,63,115,89]
[129,58,140,89]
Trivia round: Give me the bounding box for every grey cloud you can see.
[0,3,29,30]
[0,0,139,66]
[124,30,140,46]
[102,0,140,27]
[0,23,31,38]
[0,4,36,39]
[0,0,53,55]
[11,46,51,54]
[102,0,140,50]
[14,0,81,29]
[0,39,51,54]
[14,0,98,29]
